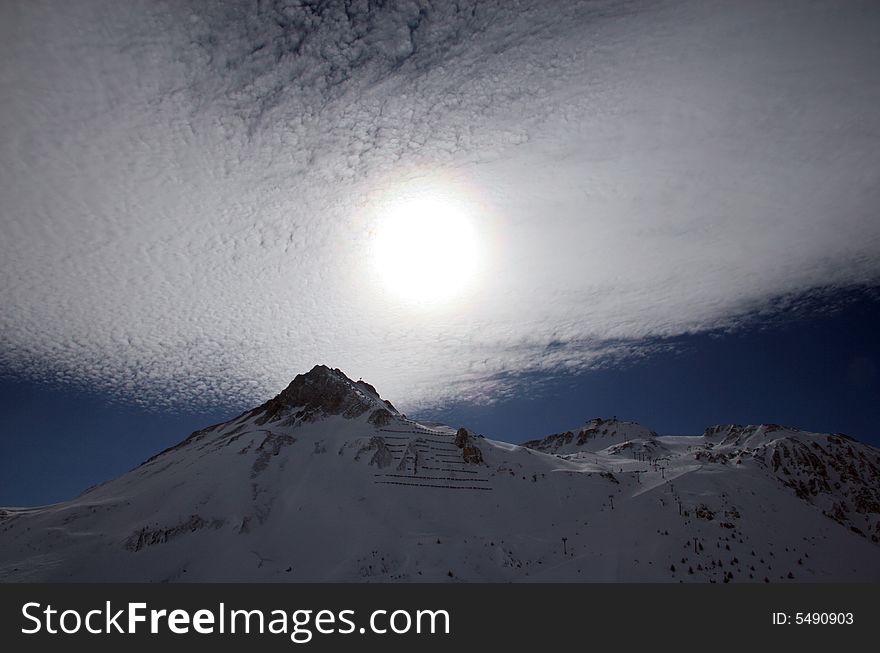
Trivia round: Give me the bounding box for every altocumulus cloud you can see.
[1,0,879,410]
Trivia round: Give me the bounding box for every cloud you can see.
[1,0,879,410]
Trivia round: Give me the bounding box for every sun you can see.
[372,190,479,305]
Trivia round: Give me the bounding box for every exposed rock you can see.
[599,471,619,484]
[125,515,224,552]
[455,427,484,465]
[695,450,730,464]
[695,504,715,520]
[700,426,880,539]
[368,408,394,427]
[462,445,483,464]
[522,418,657,454]
[397,442,421,473]
[354,436,394,469]
[522,430,575,451]
[253,365,396,425]
[356,380,398,413]
[251,433,296,478]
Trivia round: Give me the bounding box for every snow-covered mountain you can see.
[1,365,878,582]
[523,418,659,455]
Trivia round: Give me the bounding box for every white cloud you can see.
[1,0,879,410]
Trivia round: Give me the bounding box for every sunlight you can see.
[371,188,480,305]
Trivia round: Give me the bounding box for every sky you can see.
[1,0,879,505]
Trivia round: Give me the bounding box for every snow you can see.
[1,373,878,582]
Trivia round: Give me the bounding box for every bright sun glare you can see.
[372,191,479,305]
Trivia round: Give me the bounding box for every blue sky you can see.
[427,289,880,445]
[2,288,877,507]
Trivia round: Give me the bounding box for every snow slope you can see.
[1,366,878,582]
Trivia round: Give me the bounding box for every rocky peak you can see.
[523,417,656,454]
[254,365,397,425]
[703,424,803,450]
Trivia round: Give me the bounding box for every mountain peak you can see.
[702,423,804,449]
[523,417,657,455]
[4,376,880,582]
[253,365,397,425]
